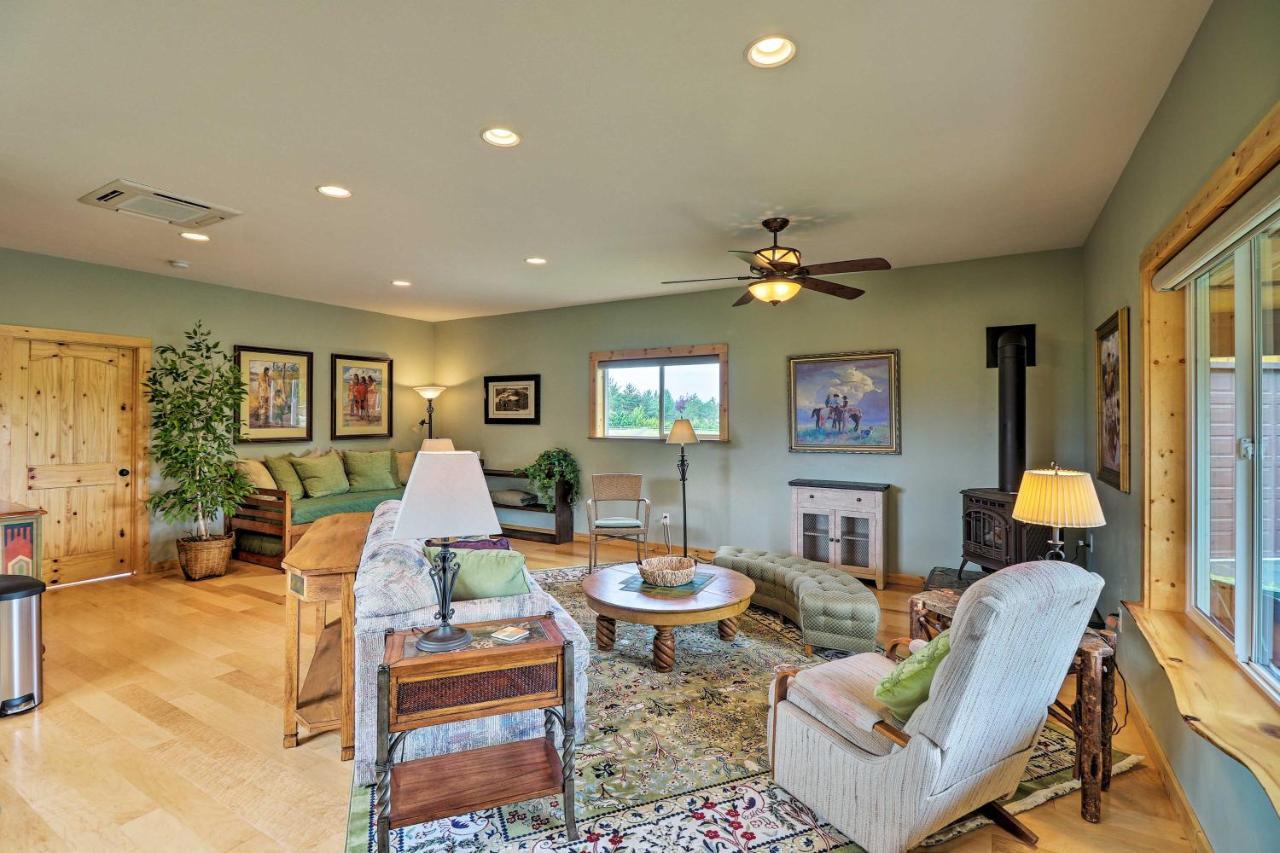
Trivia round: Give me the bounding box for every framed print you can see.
[331,354,393,439]
[235,346,312,443]
[1095,307,1129,492]
[788,350,900,454]
[484,374,541,425]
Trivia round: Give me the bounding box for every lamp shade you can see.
[666,418,699,445]
[1012,468,1106,529]
[413,385,446,400]
[391,451,500,541]
[419,438,456,452]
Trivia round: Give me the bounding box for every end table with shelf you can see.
[375,614,578,852]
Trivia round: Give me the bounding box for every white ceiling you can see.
[0,1,1209,322]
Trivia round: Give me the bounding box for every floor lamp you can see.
[412,385,446,439]
[666,418,699,557]
[390,450,500,652]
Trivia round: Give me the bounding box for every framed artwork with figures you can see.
[331,354,393,439]
[484,374,541,425]
[1095,307,1129,491]
[788,350,900,453]
[235,346,312,443]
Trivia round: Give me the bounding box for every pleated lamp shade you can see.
[1012,468,1106,529]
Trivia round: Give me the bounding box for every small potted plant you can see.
[145,323,254,580]
[517,448,581,509]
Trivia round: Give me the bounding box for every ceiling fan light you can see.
[748,278,802,305]
[756,245,800,270]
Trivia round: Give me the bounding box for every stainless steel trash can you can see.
[0,575,44,716]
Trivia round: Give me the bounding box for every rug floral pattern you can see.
[347,567,1139,852]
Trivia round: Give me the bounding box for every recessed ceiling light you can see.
[481,128,521,147]
[746,35,796,68]
[316,185,352,199]
[180,232,210,242]
[391,279,412,287]
[525,257,547,265]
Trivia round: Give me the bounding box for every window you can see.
[1187,208,1280,686]
[589,345,727,441]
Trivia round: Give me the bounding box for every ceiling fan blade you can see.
[797,276,865,300]
[661,275,752,284]
[801,257,891,276]
[732,290,755,307]
[730,250,773,271]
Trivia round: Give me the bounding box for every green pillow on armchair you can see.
[874,629,951,721]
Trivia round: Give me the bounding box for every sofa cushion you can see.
[236,459,277,491]
[291,452,350,498]
[395,450,416,486]
[235,531,283,557]
[265,454,305,501]
[342,450,397,492]
[424,547,531,600]
[291,488,404,524]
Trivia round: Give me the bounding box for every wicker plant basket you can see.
[639,555,696,587]
[176,534,234,581]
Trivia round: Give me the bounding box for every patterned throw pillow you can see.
[874,629,951,721]
[342,450,397,492]
[289,452,351,498]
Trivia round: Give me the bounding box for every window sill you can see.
[1122,601,1280,813]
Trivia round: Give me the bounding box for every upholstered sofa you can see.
[352,501,590,786]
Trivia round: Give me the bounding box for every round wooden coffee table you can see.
[581,562,755,672]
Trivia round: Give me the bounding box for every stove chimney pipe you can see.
[996,330,1028,493]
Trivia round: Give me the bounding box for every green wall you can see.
[0,247,435,561]
[1081,0,1280,846]
[434,249,1085,576]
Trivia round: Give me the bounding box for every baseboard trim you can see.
[1126,683,1212,853]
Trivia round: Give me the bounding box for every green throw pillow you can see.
[874,629,951,722]
[290,452,350,498]
[342,450,397,492]
[264,454,305,502]
[424,547,530,601]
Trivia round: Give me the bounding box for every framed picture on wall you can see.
[1095,307,1129,492]
[788,350,900,454]
[484,374,541,425]
[331,354,393,439]
[235,346,312,443]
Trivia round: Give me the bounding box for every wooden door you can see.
[11,340,136,585]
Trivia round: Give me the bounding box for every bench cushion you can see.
[292,488,405,524]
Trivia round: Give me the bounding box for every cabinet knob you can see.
[808,494,815,499]
[856,497,862,502]
[118,468,130,477]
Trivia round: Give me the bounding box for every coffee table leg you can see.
[595,615,616,651]
[653,626,675,672]
[718,617,739,642]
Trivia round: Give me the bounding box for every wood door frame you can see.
[0,324,152,576]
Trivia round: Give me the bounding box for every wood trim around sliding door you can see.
[0,323,153,575]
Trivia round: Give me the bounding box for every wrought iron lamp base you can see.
[416,624,473,653]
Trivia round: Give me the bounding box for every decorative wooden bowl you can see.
[639,555,696,587]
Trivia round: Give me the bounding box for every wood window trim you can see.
[0,324,153,575]
[587,344,728,442]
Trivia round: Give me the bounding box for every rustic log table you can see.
[281,511,371,761]
[908,587,1117,823]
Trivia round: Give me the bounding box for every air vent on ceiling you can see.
[77,179,241,228]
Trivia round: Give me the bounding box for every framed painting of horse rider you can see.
[788,350,900,454]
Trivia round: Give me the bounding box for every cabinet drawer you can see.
[793,487,881,512]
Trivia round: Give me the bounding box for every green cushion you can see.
[235,532,283,557]
[264,454,306,501]
[291,488,404,524]
[874,629,951,721]
[342,450,397,492]
[290,452,350,498]
[595,516,643,528]
[424,547,530,600]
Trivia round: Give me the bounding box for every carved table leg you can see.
[652,626,676,672]
[1076,650,1105,823]
[718,617,738,642]
[908,595,929,642]
[595,615,616,651]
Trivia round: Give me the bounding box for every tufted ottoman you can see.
[713,546,880,654]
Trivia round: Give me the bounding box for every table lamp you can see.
[391,451,500,652]
[666,418,699,557]
[412,385,446,438]
[1012,464,1105,560]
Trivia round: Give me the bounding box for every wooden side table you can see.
[908,588,1117,823]
[281,511,371,761]
[375,615,577,852]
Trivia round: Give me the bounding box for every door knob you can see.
[118,468,130,477]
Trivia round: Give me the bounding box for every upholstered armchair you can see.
[585,473,650,570]
[769,560,1102,853]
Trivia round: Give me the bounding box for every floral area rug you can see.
[347,566,1140,852]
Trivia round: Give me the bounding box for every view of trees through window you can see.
[603,360,720,438]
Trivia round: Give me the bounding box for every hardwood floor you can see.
[0,541,1194,852]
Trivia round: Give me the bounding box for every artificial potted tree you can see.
[145,323,254,580]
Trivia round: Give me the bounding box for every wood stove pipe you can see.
[997,329,1028,493]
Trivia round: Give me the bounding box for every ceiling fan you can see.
[662,217,891,306]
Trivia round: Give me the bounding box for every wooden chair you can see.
[586,473,650,571]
